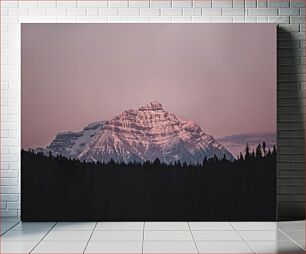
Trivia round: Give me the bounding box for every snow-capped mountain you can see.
[46,121,105,158]
[38,101,234,164]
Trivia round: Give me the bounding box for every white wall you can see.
[1,0,305,218]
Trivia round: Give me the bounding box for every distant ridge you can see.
[217,132,276,158]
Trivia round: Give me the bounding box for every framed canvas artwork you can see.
[21,24,276,221]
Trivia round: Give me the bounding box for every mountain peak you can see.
[139,101,164,111]
[43,102,235,164]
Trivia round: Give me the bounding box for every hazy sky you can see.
[22,24,276,149]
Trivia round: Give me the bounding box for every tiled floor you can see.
[0,219,304,253]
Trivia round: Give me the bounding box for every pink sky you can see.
[22,24,276,149]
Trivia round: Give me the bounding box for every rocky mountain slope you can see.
[37,102,234,164]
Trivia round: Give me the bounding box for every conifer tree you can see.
[203,157,208,166]
[272,145,277,157]
[239,152,244,161]
[262,142,267,156]
[256,144,263,158]
[245,143,250,160]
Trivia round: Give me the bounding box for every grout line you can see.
[229,222,237,231]
[197,229,276,231]
[141,221,145,254]
[83,222,98,254]
[87,240,205,242]
[89,229,149,231]
[268,221,277,229]
[187,222,200,254]
[276,227,305,251]
[139,229,191,231]
[229,222,256,254]
[0,220,20,236]
[29,222,57,254]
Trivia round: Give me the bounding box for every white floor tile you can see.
[197,241,253,253]
[96,222,144,231]
[1,218,20,224]
[32,241,87,253]
[1,220,304,254]
[0,230,47,242]
[239,230,290,241]
[52,222,96,231]
[144,230,193,241]
[90,230,143,241]
[1,241,37,253]
[193,230,242,241]
[296,240,305,250]
[275,221,305,231]
[143,241,198,253]
[42,230,92,242]
[1,224,17,234]
[1,221,20,228]
[249,240,304,253]
[282,230,305,241]
[1,229,8,235]
[85,241,142,253]
[189,222,234,231]
[145,222,190,231]
[1,221,21,233]
[282,230,305,249]
[12,222,55,231]
[232,222,276,230]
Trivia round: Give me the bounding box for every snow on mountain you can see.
[76,101,235,163]
[46,121,105,158]
[217,132,276,158]
[38,102,235,164]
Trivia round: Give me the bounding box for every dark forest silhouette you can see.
[21,143,276,221]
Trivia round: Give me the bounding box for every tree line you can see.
[21,143,276,221]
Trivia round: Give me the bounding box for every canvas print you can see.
[21,24,276,221]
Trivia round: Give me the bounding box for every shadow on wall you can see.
[277,27,305,221]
